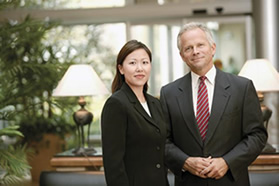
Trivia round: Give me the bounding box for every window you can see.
[130,24,187,96]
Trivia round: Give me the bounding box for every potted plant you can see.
[0,125,31,185]
[0,1,115,182]
[18,116,76,182]
[0,14,77,181]
[0,55,30,185]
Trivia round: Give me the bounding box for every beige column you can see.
[252,0,279,150]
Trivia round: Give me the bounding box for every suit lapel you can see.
[144,96,161,128]
[134,98,159,128]
[204,70,231,145]
[177,74,203,147]
[121,83,159,129]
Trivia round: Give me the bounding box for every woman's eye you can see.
[129,61,136,65]
[143,61,150,64]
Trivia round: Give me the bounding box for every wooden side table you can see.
[50,153,279,172]
[249,154,279,172]
[50,156,103,171]
[50,148,103,172]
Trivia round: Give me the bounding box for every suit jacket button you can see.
[156,146,160,150]
[156,164,161,168]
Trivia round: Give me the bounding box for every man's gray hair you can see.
[177,22,215,51]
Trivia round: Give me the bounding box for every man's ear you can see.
[211,43,216,57]
[180,51,187,63]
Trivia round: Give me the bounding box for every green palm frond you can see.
[0,125,23,137]
[0,174,22,186]
[0,145,31,185]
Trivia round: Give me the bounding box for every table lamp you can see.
[239,58,279,153]
[52,64,109,155]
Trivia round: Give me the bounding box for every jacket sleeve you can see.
[223,80,267,180]
[101,97,129,186]
[160,87,188,177]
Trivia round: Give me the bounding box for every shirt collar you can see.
[191,65,216,87]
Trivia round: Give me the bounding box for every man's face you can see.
[179,28,216,75]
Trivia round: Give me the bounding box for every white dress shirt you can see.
[191,66,216,116]
[141,102,151,117]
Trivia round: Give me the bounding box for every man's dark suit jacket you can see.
[160,68,267,186]
[101,83,168,186]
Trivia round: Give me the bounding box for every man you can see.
[160,22,267,186]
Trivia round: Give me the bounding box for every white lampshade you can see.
[53,64,109,97]
[238,59,279,92]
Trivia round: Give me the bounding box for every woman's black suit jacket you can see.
[101,83,168,186]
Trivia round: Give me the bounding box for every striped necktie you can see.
[196,76,209,141]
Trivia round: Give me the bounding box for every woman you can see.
[101,40,169,186]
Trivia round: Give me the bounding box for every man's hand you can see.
[200,157,228,179]
[183,156,212,178]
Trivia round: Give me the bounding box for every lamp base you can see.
[262,143,276,153]
[72,147,97,156]
[258,92,277,153]
[72,96,96,156]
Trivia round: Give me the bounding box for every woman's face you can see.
[118,48,151,91]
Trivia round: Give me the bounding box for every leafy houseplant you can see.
[0,13,76,181]
[19,115,76,145]
[0,15,76,144]
[0,0,116,177]
[0,8,115,147]
[0,1,116,183]
[0,126,31,185]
